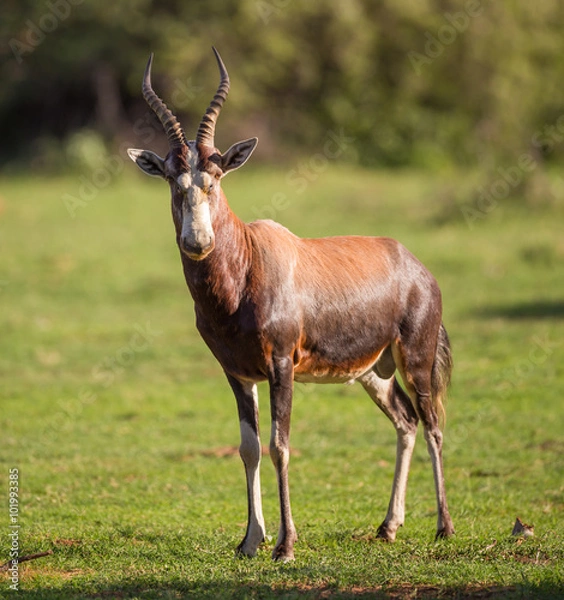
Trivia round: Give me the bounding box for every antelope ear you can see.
[219,138,258,175]
[127,148,165,178]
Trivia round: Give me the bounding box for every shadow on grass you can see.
[8,581,564,599]
[475,300,564,320]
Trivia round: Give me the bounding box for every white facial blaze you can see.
[177,173,215,256]
[182,194,213,247]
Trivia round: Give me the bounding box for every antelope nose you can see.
[180,236,215,260]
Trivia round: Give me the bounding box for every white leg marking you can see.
[359,371,394,412]
[359,371,417,540]
[384,427,417,535]
[238,415,266,556]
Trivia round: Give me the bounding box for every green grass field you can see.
[1,166,563,598]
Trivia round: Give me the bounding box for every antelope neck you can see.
[179,194,252,316]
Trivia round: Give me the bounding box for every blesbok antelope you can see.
[127,48,455,561]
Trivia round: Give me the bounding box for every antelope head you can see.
[128,48,257,260]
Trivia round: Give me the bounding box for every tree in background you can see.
[2,0,564,172]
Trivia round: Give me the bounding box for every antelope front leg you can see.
[269,356,297,562]
[226,374,266,557]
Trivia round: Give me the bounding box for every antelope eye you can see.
[200,175,215,194]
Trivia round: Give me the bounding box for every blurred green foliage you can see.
[2,0,564,170]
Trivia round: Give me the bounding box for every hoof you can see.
[272,544,295,562]
[235,545,256,558]
[235,529,265,558]
[236,536,263,558]
[376,523,397,542]
[273,552,294,563]
[435,525,455,540]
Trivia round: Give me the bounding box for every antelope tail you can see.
[431,322,453,428]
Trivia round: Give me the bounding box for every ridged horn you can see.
[142,53,187,149]
[196,47,230,148]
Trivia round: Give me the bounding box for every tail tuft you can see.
[432,322,453,428]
